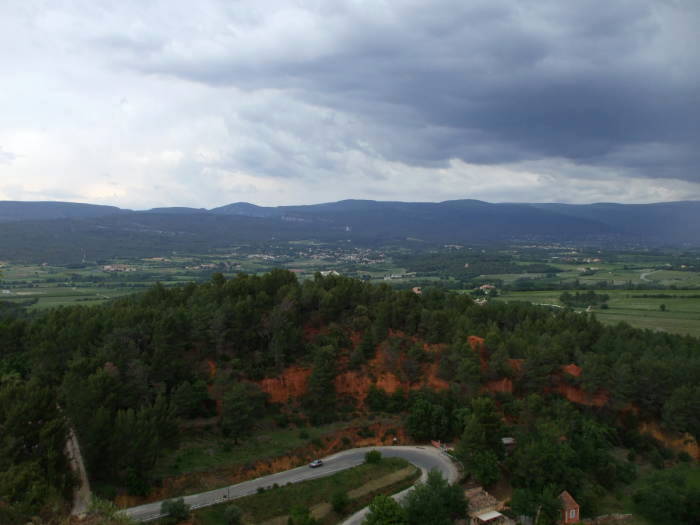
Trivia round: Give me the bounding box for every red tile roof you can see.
[559,490,579,510]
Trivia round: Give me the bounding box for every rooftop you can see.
[559,490,579,509]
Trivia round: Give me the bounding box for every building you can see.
[501,436,516,455]
[465,487,513,525]
[559,491,580,524]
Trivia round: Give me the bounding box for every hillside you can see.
[0,201,126,222]
[1,199,699,263]
[1,271,699,523]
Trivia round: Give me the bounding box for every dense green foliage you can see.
[363,470,466,525]
[559,291,610,307]
[1,269,699,521]
[365,450,382,464]
[222,504,243,525]
[396,251,561,282]
[0,377,74,523]
[403,470,467,525]
[160,497,190,524]
[632,466,700,524]
[362,495,407,525]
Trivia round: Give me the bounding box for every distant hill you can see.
[144,207,209,215]
[0,198,698,263]
[533,201,700,246]
[0,201,126,222]
[210,202,281,218]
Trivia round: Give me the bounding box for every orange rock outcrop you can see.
[639,420,700,460]
[259,366,311,404]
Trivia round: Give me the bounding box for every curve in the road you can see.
[122,446,460,523]
[640,269,659,282]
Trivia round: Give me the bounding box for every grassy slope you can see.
[155,419,357,479]
[191,457,416,524]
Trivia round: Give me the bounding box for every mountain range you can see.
[0,199,698,263]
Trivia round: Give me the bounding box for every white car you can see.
[309,459,323,468]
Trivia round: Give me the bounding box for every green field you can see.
[156,419,359,480]
[0,249,406,309]
[496,289,700,337]
[487,263,700,288]
[190,457,417,525]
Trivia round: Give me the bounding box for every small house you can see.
[559,490,580,524]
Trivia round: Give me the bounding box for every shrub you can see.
[160,498,190,523]
[331,490,349,513]
[288,505,317,525]
[358,426,375,438]
[223,504,243,525]
[298,429,310,439]
[274,414,290,427]
[677,451,692,462]
[366,385,390,412]
[365,450,382,464]
[649,449,665,469]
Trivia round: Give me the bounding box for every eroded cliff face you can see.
[259,366,312,404]
[257,350,449,407]
[255,331,696,460]
[555,383,609,407]
[555,364,609,407]
[257,328,449,407]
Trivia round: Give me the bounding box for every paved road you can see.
[640,269,659,282]
[122,446,459,523]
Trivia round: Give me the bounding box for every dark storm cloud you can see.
[117,0,700,182]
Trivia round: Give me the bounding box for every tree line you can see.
[1,270,699,522]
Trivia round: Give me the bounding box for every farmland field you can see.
[496,289,700,337]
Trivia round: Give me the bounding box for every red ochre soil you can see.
[259,366,312,404]
[258,333,449,408]
[119,331,697,507]
[257,331,696,458]
[639,420,699,460]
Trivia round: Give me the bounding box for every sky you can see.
[1,0,699,209]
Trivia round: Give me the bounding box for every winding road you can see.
[122,445,460,523]
[640,269,659,282]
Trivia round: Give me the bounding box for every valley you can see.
[2,242,698,337]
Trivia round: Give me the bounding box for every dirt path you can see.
[65,426,92,516]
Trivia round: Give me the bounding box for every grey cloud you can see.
[0,148,17,164]
[110,0,700,182]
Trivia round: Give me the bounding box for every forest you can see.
[1,270,699,524]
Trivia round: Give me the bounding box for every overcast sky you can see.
[1,0,698,209]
